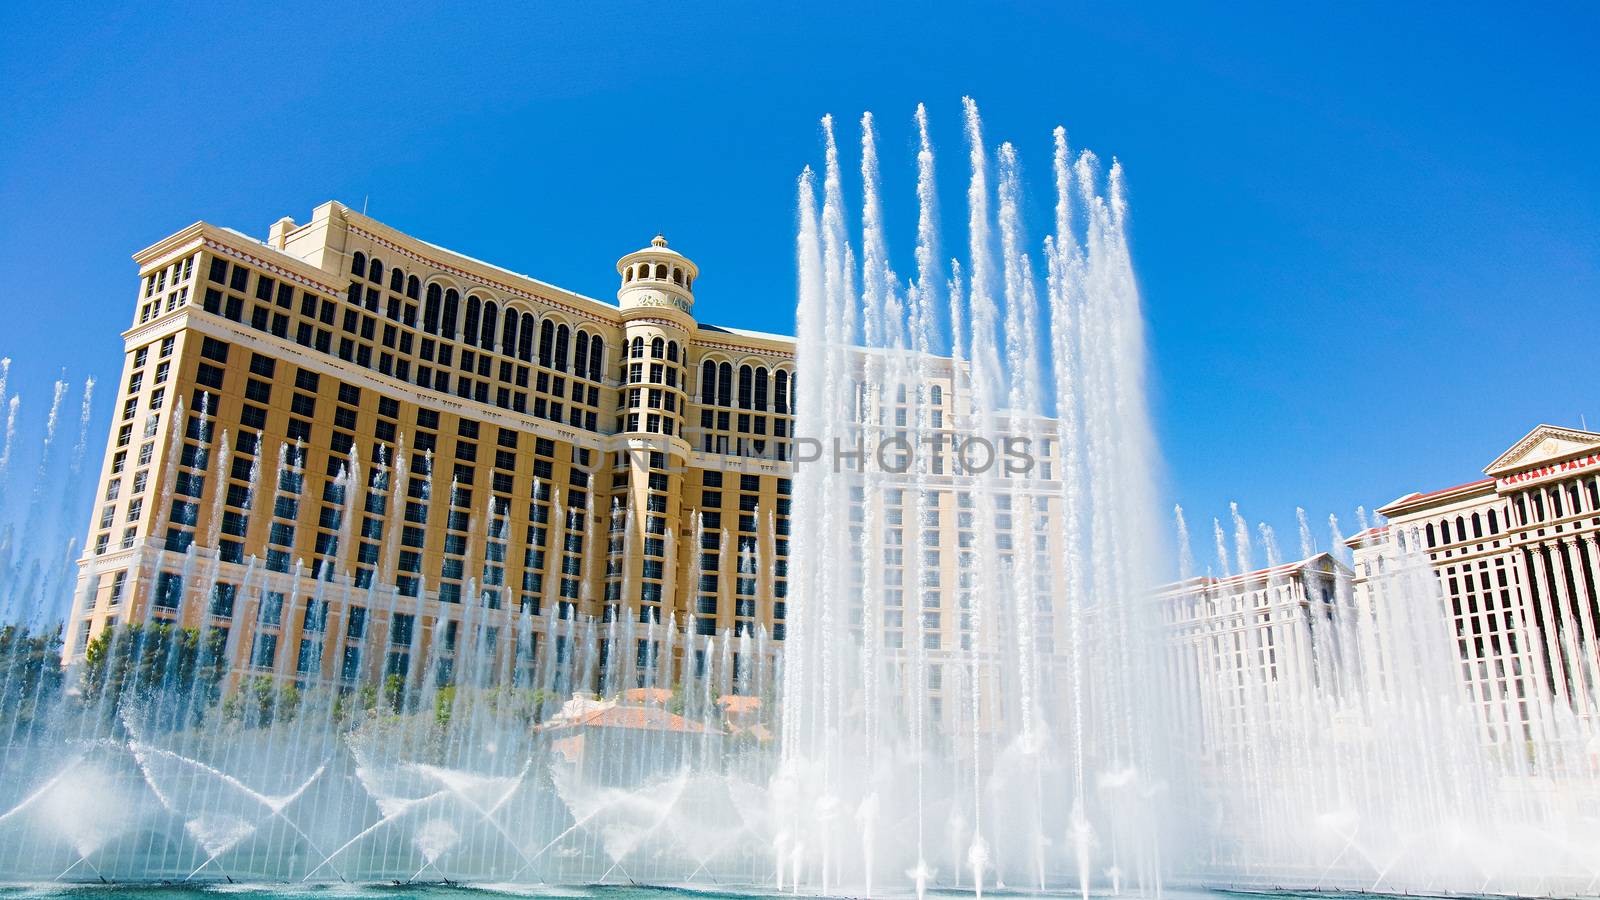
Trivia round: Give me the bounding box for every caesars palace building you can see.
[67,200,1021,703]
[1157,425,1600,760]
[1349,424,1600,741]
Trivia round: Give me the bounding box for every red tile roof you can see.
[544,704,717,734]
[1378,478,1496,516]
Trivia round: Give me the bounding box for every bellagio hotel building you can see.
[66,201,819,688]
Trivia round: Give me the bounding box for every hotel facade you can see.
[1349,424,1600,746]
[1157,425,1600,768]
[1158,553,1352,760]
[68,201,813,691]
[68,201,1064,716]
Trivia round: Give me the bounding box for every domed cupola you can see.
[616,235,698,322]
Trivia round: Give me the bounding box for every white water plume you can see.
[784,98,1166,897]
[1212,517,1231,578]
[1174,505,1194,580]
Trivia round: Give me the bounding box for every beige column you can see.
[1545,539,1597,715]
[1527,543,1578,711]
[1564,535,1600,718]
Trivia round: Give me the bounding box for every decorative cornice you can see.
[132,222,209,267]
[1486,423,1600,477]
[205,238,341,296]
[694,338,795,360]
[348,224,616,328]
[623,315,694,333]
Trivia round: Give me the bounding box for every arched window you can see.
[1471,512,1483,538]
[423,284,442,334]
[672,267,683,285]
[1440,519,1451,544]
[754,367,768,410]
[501,309,518,357]
[573,330,590,376]
[538,320,555,367]
[518,313,534,361]
[738,365,753,409]
[1425,523,1436,548]
[554,324,570,371]
[667,341,679,362]
[1488,508,1499,533]
[655,263,667,279]
[701,360,716,404]
[651,337,664,359]
[390,267,404,293]
[464,296,482,347]
[775,371,789,413]
[630,337,644,359]
[625,266,634,282]
[351,251,367,277]
[589,335,603,381]
[931,384,943,405]
[481,301,499,350]
[718,362,732,406]
[1455,515,1466,542]
[407,275,420,299]
[369,258,384,284]
[1552,487,1564,518]
[442,290,460,338]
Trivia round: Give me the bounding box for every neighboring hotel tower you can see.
[1157,553,1352,759]
[1349,424,1600,746]
[67,202,801,691]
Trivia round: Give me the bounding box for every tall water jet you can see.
[1174,505,1194,581]
[1212,518,1231,578]
[779,99,1169,899]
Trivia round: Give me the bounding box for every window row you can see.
[700,361,791,413]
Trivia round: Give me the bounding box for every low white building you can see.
[1158,552,1353,761]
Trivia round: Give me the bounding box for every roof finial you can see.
[651,234,668,248]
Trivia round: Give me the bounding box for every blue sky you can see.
[1,2,1596,574]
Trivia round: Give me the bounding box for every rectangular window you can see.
[251,633,278,669]
[346,605,367,639]
[154,571,183,608]
[296,639,319,674]
[210,583,236,618]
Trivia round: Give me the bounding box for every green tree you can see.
[80,622,228,732]
[0,623,66,740]
[382,672,406,712]
[220,675,301,727]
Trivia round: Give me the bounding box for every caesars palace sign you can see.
[1497,451,1600,490]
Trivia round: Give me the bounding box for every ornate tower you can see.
[614,234,697,441]
[605,236,698,687]
[617,234,698,321]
